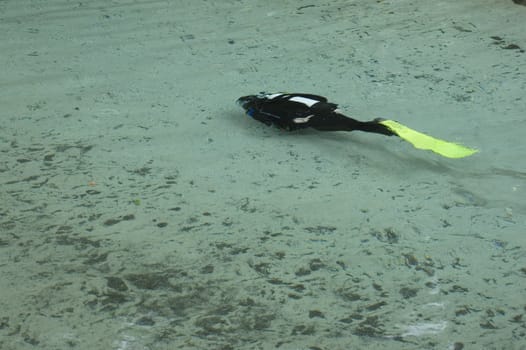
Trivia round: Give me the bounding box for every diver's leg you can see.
[355,120,395,136]
[309,113,395,136]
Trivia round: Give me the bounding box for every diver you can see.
[237,92,477,159]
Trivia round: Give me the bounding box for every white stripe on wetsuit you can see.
[265,93,320,108]
[289,96,319,107]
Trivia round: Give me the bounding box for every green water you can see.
[1,1,525,349]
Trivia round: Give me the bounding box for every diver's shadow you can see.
[229,110,455,174]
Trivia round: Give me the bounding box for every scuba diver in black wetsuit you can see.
[237,92,394,135]
[237,92,478,159]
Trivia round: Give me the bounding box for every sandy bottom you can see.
[1,0,525,349]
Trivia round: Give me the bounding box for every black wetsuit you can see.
[237,93,394,136]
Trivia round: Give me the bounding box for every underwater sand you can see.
[1,0,525,349]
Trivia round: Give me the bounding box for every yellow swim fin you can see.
[379,119,478,159]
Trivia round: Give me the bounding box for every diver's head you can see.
[236,95,258,111]
[237,92,273,111]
